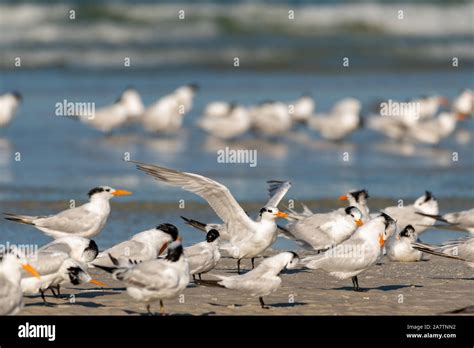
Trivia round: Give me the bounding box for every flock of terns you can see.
[0,86,473,144]
[1,160,473,315]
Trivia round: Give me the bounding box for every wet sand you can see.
[19,252,473,316]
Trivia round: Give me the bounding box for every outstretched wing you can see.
[265,180,291,208]
[132,161,255,235]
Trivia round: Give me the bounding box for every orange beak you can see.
[22,263,41,279]
[355,219,363,227]
[456,112,468,121]
[158,242,168,256]
[112,189,132,196]
[396,235,400,241]
[379,234,385,247]
[339,195,348,201]
[89,279,107,287]
[274,211,289,219]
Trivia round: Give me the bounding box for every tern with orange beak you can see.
[4,186,132,239]
[303,212,396,291]
[181,180,292,240]
[385,225,423,262]
[92,223,179,268]
[0,250,41,315]
[96,240,189,315]
[21,243,105,303]
[279,206,364,252]
[131,161,290,273]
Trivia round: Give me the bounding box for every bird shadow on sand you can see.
[268,302,307,308]
[25,300,106,308]
[122,309,202,316]
[333,284,422,292]
[70,290,122,299]
[431,277,474,281]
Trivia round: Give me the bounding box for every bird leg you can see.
[40,290,54,306]
[198,273,202,281]
[159,300,166,316]
[259,297,269,309]
[237,259,241,274]
[351,276,362,292]
[192,274,196,282]
[50,287,58,298]
[146,304,153,315]
[251,258,255,269]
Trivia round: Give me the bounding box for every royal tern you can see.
[452,89,473,119]
[385,225,422,262]
[37,236,99,296]
[198,104,251,139]
[417,208,474,234]
[142,84,198,133]
[251,101,292,136]
[415,95,450,120]
[0,91,22,128]
[184,229,221,281]
[380,191,438,234]
[131,161,290,274]
[279,206,364,251]
[412,237,473,266]
[93,223,179,268]
[79,87,144,133]
[291,95,315,123]
[199,251,299,309]
[203,101,234,118]
[407,112,459,145]
[304,212,396,291]
[181,180,292,240]
[4,186,132,239]
[338,189,370,222]
[308,97,362,141]
[0,251,40,315]
[96,240,189,315]
[21,253,104,303]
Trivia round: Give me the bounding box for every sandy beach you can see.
[19,252,473,316]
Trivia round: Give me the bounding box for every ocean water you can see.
[0,0,473,251]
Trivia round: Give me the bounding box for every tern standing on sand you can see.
[304,212,396,291]
[185,229,221,281]
[200,251,299,309]
[4,186,131,239]
[96,240,189,315]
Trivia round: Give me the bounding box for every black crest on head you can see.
[166,244,183,262]
[259,207,267,215]
[400,224,415,237]
[84,240,99,260]
[344,206,355,215]
[206,229,220,243]
[67,266,83,285]
[11,91,22,101]
[423,191,434,202]
[379,212,395,227]
[157,223,179,241]
[88,187,105,198]
[187,83,199,92]
[349,189,369,201]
